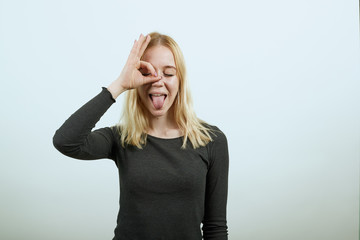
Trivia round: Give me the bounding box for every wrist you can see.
[107,79,127,99]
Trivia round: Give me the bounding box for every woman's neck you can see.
[147,113,183,138]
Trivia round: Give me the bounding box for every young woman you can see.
[53,32,229,240]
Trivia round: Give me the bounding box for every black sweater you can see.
[53,87,229,240]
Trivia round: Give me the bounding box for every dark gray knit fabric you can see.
[53,87,229,240]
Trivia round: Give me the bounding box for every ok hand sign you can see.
[108,34,162,99]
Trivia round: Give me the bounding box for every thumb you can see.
[142,75,162,85]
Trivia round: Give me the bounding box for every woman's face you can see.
[137,45,179,118]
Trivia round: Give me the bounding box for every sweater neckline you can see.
[146,134,184,141]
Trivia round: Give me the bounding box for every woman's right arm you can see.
[53,87,118,160]
[53,34,161,160]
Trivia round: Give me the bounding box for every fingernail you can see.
[154,72,158,77]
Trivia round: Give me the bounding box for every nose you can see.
[151,76,165,87]
[151,71,165,87]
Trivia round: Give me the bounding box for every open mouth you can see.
[149,94,167,110]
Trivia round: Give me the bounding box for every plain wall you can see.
[0,0,359,239]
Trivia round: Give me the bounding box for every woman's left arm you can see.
[202,129,229,239]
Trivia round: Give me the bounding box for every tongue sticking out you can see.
[151,95,166,110]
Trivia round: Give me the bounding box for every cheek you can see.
[167,78,179,94]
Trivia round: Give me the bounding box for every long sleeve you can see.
[202,128,229,239]
[53,87,117,160]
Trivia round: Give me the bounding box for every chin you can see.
[148,107,168,118]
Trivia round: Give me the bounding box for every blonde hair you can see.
[118,32,212,149]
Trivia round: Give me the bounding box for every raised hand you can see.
[108,34,161,99]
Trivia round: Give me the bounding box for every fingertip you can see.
[147,76,161,83]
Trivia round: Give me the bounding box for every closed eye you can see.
[141,72,174,77]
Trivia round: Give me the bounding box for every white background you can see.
[1,0,359,239]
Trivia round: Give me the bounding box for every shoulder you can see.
[106,125,122,145]
[110,125,121,135]
[202,123,227,144]
[201,124,229,169]
[199,123,228,160]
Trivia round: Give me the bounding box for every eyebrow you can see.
[163,65,177,70]
[139,65,177,72]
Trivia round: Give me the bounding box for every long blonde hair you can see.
[118,32,212,149]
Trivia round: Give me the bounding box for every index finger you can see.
[138,35,151,58]
[128,34,147,61]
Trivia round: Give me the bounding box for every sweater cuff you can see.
[102,87,116,103]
